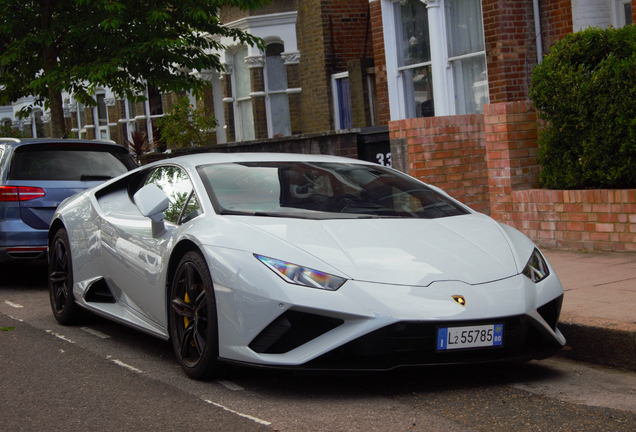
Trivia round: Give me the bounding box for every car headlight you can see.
[255,254,346,291]
[522,248,550,283]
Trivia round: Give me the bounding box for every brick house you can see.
[4,0,634,151]
[373,0,636,252]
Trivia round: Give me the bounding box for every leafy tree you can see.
[157,96,218,148]
[0,0,267,137]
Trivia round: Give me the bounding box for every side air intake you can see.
[84,278,116,303]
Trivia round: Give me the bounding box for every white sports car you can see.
[48,153,566,379]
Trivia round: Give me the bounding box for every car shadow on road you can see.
[0,262,48,289]
[221,357,567,399]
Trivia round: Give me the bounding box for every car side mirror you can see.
[133,184,170,237]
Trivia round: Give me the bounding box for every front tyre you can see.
[49,228,83,325]
[170,251,225,380]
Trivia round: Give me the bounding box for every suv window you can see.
[8,145,135,181]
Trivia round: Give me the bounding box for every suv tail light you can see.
[0,186,46,202]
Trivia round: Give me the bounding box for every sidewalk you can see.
[542,249,636,370]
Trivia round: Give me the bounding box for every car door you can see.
[104,164,202,328]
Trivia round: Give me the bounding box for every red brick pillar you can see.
[369,0,390,126]
[482,0,537,102]
[484,101,540,223]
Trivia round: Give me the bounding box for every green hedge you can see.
[529,25,636,189]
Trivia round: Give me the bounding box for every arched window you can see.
[264,43,291,137]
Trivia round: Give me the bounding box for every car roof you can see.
[153,152,375,171]
[0,137,122,149]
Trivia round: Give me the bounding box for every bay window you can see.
[395,0,435,118]
[445,0,488,114]
[384,0,489,119]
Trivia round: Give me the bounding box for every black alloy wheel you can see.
[49,228,83,325]
[170,251,224,380]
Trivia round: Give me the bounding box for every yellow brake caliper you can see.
[184,286,202,348]
[183,292,191,329]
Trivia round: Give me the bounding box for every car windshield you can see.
[8,145,135,181]
[197,161,470,219]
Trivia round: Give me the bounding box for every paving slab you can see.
[542,249,636,370]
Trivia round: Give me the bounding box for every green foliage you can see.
[0,124,26,138]
[530,25,636,189]
[0,0,268,134]
[157,96,218,148]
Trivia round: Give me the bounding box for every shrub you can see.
[123,130,154,162]
[530,25,636,189]
[157,96,218,149]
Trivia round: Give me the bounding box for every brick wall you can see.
[389,115,490,213]
[484,101,540,222]
[483,0,538,102]
[297,0,332,133]
[388,101,635,252]
[510,189,636,252]
[539,0,573,54]
[250,66,268,140]
[297,0,372,134]
[286,63,302,135]
[139,130,360,164]
[369,0,390,126]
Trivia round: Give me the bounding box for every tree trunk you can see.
[47,87,66,138]
[40,0,66,138]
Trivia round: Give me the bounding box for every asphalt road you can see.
[1,263,636,432]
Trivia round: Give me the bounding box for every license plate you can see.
[437,323,504,351]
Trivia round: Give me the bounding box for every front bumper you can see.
[206,247,566,369]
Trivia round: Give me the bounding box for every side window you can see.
[145,166,201,224]
[181,193,201,224]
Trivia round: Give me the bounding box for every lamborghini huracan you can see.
[48,153,566,379]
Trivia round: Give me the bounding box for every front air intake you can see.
[537,295,563,331]
[249,310,343,354]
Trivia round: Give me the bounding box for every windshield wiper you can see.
[80,174,112,181]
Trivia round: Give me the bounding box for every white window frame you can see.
[94,91,110,140]
[231,47,255,141]
[331,72,352,130]
[72,101,88,139]
[613,0,633,27]
[212,12,300,142]
[119,86,165,145]
[264,42,292,138]
[382,0,489,120]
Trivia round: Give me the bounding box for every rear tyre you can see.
[49,228,83,325]
[169,251,225,380]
